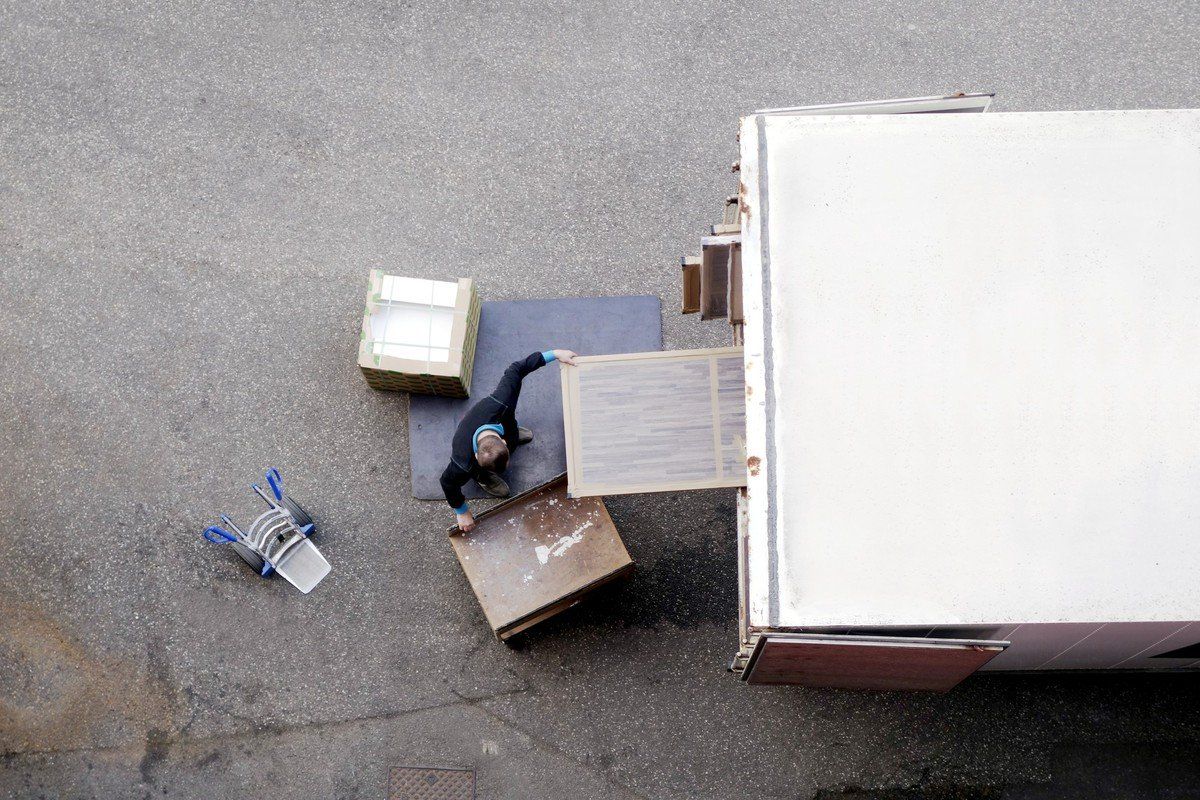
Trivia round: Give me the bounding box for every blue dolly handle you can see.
[252,467,313,536]
[265,467,284,502]
[203,525,237,544]
[200,469,312,581]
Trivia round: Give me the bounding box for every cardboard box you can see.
[357,272,481,397]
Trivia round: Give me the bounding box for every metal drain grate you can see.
[388,766,475,800]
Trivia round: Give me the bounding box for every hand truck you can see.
[202,468,331,594]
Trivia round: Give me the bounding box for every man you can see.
[441,348,578,532]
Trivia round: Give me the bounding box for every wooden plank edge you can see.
[572,346,743,365]
[447,471,569,536]
[496,561,636,640]
[561,364,580,497]
[567,474,748,498]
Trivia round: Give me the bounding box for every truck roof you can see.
[739,108,1200,629]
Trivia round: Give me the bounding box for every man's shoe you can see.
[517,426,534,445]
[476,470,510,498]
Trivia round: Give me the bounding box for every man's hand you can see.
[456,511,476,533]
[551,349,578,366]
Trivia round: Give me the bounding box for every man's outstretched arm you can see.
[489,349,578,409]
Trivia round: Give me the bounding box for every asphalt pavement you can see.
[3,2,1200,798]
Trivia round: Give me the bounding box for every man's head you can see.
[476,433,509,473]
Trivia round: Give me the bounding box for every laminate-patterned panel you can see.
[578,359,714,484]
[562,347,747,496]
[716,354,747,478]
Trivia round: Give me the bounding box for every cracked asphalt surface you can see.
[3,2,1200,798]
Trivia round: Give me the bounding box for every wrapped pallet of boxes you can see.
[358,272,481,397]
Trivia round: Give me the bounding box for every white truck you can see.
[717,94,1200,689]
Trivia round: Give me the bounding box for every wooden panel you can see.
[745,633,1007,691]
[681,257,701,314]
[722,194,740,226]
[448,474,633,638]
[700,244,729,320]
[726,244,743,324]
[715,352,746,476]
[561,348,747,497]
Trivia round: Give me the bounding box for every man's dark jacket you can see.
[439,351,549,510]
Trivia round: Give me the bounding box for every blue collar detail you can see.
[472,423,505,454]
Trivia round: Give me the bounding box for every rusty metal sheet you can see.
[448,473,633,639]
[388,766,475,800]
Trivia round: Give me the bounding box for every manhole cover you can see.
[388,766,475,800]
